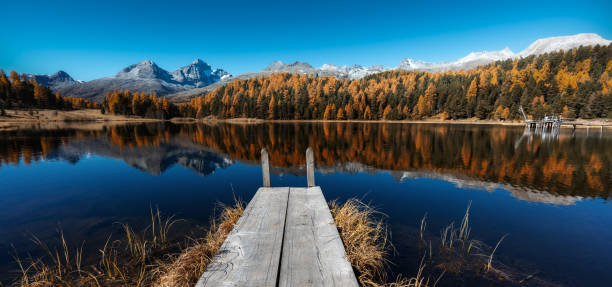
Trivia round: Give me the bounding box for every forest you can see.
[0,70,99,114]
[103,90,177,119]
[5,44,612,121]
[179,44,612,120]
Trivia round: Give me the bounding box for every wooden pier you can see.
[196,148,358,287]
[520,105,610,130]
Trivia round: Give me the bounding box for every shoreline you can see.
[2,109,610,130]
[199,117,612,128]
[0,109,162,131]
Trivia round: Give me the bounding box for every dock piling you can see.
[261,148,270,187]
[306,147,315,187]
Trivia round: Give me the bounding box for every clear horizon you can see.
[1,0,610,81]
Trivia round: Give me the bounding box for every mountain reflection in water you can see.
[1,122,609,203]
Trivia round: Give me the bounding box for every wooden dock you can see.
[195,148,358,287]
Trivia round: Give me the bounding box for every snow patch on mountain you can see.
[397,33,611,72]
[517,33,611,57]
[26,70,78,91]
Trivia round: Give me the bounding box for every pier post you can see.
[261,148,270,187]
[306,147,315,187]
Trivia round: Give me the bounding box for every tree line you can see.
[102,90,177,119]
[20,43,612,121]
[0,70,99,115]
[180,44,612,120]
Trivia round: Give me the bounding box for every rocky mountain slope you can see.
[397,33,610,72]
[26,70,78,90]
[23,33,611,102]
[169,33,611,102]
[42,59,229,101]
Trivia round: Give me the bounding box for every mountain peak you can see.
[264,61,314,73]
[116,59,170,80]
[170,59,229,88]
[26,70,76,90]
[518,33,611,57]
[138,59,155,66]
[264,61,286,71]
[191,58,207,65]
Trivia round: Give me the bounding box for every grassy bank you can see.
[8,199,550,287]
[10,202,244,287]
[0,109,163,131]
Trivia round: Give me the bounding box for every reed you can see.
[486,234,509,273]
[419,213,427,242]
[152,200,244,287]
[10,206,187,287]
[330,199,443,287]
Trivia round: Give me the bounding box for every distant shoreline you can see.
[0,109,159,131]
[202,117,612,128]
[1,109,610,130]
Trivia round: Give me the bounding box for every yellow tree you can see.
[336,107,345,120]
[268,97,277,119]
[415,83,437,118]
[364,105,372,120]
[323,104,336,120]
[382,105,392,120]
[466,78,478,100]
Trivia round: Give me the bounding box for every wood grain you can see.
[278,187,359,287]
[196,187,289,287]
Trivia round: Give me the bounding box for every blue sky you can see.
[1,0,610,81]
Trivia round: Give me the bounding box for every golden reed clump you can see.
[153,200,244,287]
[330,199,441,287]
[14,198,445,287]
[329,199,390,286]
[11,202,244,287]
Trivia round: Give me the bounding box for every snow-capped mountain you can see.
[170,59,230,87]
[23,33,610,102]
[260,61,388,80]
[318,64,388,80]
[167,61,389,102]
[517,33,611,57]
[397,47,515,72]
[167,33,610,102]
[55,59,230,101]
[26,70,78,91]
[263,61,316,74]
[397,33,611,72]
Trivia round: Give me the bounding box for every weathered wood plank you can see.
[196,187,289,287]
[279,187,359,287]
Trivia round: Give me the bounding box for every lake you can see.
[1,122,611,286]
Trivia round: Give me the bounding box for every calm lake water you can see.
[1,123,611,286]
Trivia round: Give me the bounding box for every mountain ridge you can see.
[39,59,230,102]
[21,33,612,102]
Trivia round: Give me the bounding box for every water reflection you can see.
[1,122,610,203]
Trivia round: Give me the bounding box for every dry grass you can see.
[10,202,244,287]
[330,199,389,286]
[330,199,442,287]
[153,200,244,287]
[11,197,521,287]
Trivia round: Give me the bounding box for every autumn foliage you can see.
[0,70,99,111]
[177,44,612,120]
[103,90,176,119]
